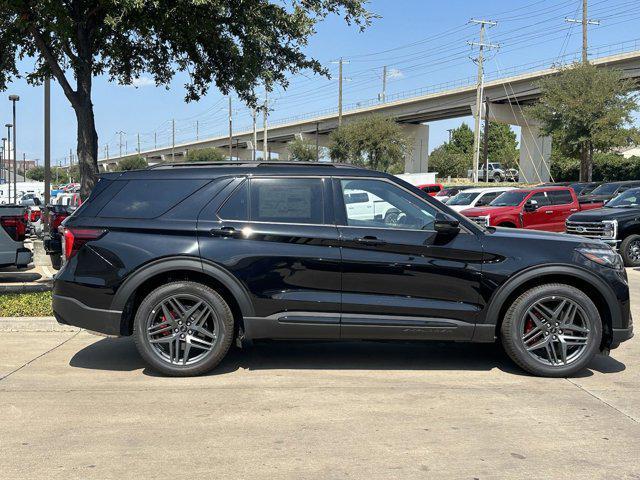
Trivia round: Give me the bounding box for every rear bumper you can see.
[52,294,122,336]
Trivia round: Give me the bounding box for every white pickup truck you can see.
[0,205,32,268]
[468,162,519,182]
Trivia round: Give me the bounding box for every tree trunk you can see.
[588,143,594,182]
[73,65,99,200]
[579,143,589,182]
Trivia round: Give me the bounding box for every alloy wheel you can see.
[521,296,591,367]
[146,294,220,366]
[627,239,640,263]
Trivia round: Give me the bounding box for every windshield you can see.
[606,189,640,208]
[489,190,528,207]
[590,183,621,195]
[447,191,480,206]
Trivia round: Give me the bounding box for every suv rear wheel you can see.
[133,281,234,376]
[500,284,602,377]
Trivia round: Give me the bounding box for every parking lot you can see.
[0,273,638,480]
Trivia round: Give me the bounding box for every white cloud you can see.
[387,68,404,80]
[129,76,155,88]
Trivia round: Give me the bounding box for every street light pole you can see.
[9,95,19,203]
[5,124,12,204]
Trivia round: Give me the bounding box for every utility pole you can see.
[468,19,499,183]
[566,1,600,64]
[22,153,25,180]
[447,129,454,143]
[381,66,387,103]
[171,119,175,162]
[196,120,199,141]
[117,131,125,158]
[137,133,140,154]
[228,96,233,160]
[483,98,491,182]
[332,58,350,126]
[44,78,51,213]
[315,123,320,161]
[9,95,19,203]
[263,87,268,160]
[154,132,157,149]
[252,108,257,161]
[5,124,12,203]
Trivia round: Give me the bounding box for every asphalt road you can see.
[1,273,639,479]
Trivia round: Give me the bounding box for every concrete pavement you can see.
[1,274,639,479]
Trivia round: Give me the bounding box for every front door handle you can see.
[544,210,553,214]
[353,236,386,246]
[210,226,239,237]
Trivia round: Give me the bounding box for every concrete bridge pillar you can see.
[401,124,429,174]
[477,102,552,183]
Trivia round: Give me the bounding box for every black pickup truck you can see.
[567,187,640,266]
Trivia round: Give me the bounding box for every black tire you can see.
[620,234,640,267]
[133,281,235,376]
[500,283,602,377]
[493,173,502,183]
[50,253,62,270]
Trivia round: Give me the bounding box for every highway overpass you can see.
[99,49,640,182]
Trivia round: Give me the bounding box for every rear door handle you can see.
[210,226,239,237]
[353,236,386,246]
[544,210,553,214]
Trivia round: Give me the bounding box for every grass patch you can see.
[0,291,53,317]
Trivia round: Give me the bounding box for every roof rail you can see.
[148,161,357,169]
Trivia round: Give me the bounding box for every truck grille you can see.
[565,220,617,240]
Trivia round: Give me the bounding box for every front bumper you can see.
[52,294,122,335]
[611,326,634,347]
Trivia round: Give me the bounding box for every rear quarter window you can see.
[97,179,209,219]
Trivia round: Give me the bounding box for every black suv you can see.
[53,162,633,377]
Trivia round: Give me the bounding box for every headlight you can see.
[576,246,623,270]
[602,220,618,239]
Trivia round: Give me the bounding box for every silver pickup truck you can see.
[0,206,32,268]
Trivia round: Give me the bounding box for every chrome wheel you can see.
[627,239,640,263]
[146,294,220,366]
[521,296,591,367]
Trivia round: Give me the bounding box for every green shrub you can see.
[0,292,53,317]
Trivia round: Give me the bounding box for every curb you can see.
[0,283,53,294]
[0,316,79,332]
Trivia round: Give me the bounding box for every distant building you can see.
[620,146,640,158]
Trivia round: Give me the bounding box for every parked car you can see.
[43,204,76,269]
[461,186,603,232]
[567,187,640,267]
[446,186,516,213]
[19,193,42,206]
[52,162,632,377]
[415,183,443,196]
[579,180,640,205]
[0,205,32,268]
[468,162,519,182]
[26,205,43,237]
[541,182,601,196]
[434,186,473,204]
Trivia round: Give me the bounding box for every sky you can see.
[3,0,640,166]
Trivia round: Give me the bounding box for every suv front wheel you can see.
[133,281,235,376]
[500,284,602,377]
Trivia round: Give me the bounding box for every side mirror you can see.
[524,199,539,212]
[434,212,460,235]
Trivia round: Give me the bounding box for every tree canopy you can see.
[288,137,318,161]
[529,63,639,181]
[329,115,409,173]
[114,156,148,171]
[185,148,227,163]
[0,1,371,196]
[25,165,45,182]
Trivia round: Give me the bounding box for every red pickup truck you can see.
[461,186,603,232]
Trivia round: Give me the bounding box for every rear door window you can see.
[98,179,209,219]
[530,192,551,206]
[250,178,324,224]
[548,190,573,205]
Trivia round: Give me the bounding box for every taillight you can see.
[29,210,41,222]
[63,228,106,261]
[51,213,68,230]
[1,215,27,242]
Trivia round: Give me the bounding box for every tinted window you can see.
[490,190,528,206]
[98,179,208,219]
[250,178,323,224]
[530,192,550,206]
[218,181,248,220]
[341,179,437,230]
[447,192,480,206]
[590,183,621,195]
[607,188,640,208]
[421,185,441,194]
[345,192,369,204]
[548,190,573,205]
[475,191,501,206]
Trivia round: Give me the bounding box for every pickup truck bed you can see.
[0,206,32,268]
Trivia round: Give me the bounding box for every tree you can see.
[288,137,318,161]
[114,156,148,171]
[328,115,409,173]
[447,122,475,155]
[484,122,518,169]
[428,145,471,178]
[529,63,639,181]
[26,165,45,181]
[185,148,227,163]
[0,1,371,198]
